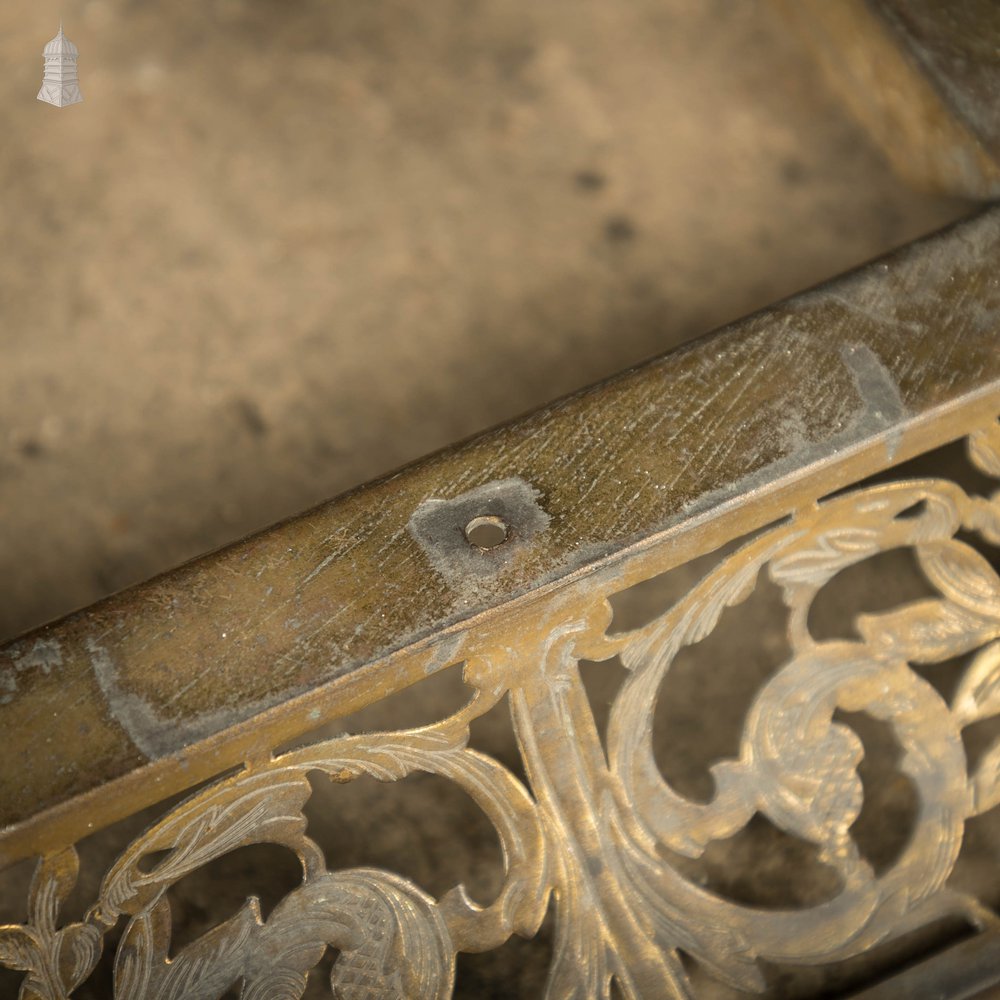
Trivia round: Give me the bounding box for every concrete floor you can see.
[0,1,989,997]
[0,0,965,642]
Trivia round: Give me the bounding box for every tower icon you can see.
[38,22,83,108]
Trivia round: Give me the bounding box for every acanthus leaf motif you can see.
[857,599,997,664]
[917,540,1000,619]
[113,899,170,1000]
[953,641,1000,725]
[969,422,1000,478]
[0,925,40,973]
[965,495,1000,547]
[3,429,1000,999]
[28,848,79,936]
[60,923,103,992]
[971,738,1000,816]
[769,526,879,587]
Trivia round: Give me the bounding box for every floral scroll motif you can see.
[2,418,1000,998]
[1,688,549,1000]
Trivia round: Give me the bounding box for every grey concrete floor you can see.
[0,0,966,642]
[0,1,992,998]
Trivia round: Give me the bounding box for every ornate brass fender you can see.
[1,208,999,996]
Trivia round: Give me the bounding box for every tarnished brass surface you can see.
[0,206,998,995]
[1,207,999,868]
[779,0,1000,198]
[1,419,1000,996]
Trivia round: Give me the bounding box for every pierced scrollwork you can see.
[604,477,997,989]
[0,849,101,1000]
[1,685,549,1000]
[2,418,1000,998]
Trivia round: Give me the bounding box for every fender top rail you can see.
[1,205,999,865]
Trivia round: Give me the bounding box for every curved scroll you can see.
[2,419,999,999]
[603,476,1000,981]
[1,666,549,1000]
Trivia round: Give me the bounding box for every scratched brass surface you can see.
[2,206,1000,868]
[2,415,1000,997]
[0,203,998,996]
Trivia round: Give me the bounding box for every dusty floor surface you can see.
[1,0,996,997]
[0,0,967,641]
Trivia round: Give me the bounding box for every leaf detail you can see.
[159,901,259,1000]
[114,900,170,1000]
[917,540,1000,618]
[686,560,761,644]
[972,739,1000,816]
[858,599,996,664]
[969,422,1000,478]
[954,641,1000,724]
[770,527,878,587]
[28,848,79,935]
[102,772,313,918]
[965,495,1000,547]
[0,925,39,972]
[61,923,103,989]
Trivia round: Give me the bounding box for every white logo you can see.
[38,22,83,108]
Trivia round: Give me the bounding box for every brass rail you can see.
[1,206,999,997]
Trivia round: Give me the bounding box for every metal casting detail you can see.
[2,418,999,998]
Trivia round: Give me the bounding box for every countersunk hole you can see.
[464,515,509,549]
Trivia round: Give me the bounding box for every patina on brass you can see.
[0,205,999,996]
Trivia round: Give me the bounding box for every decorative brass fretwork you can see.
[2,418,1000,998]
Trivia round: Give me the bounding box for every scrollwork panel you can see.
[2,418,1000,998]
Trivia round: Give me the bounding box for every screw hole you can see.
[464,515,509,549]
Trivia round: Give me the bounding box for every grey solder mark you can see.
[840,343,907,461]
[0,638,64,704]
[86,637,292,760]
[408,477,550,589]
